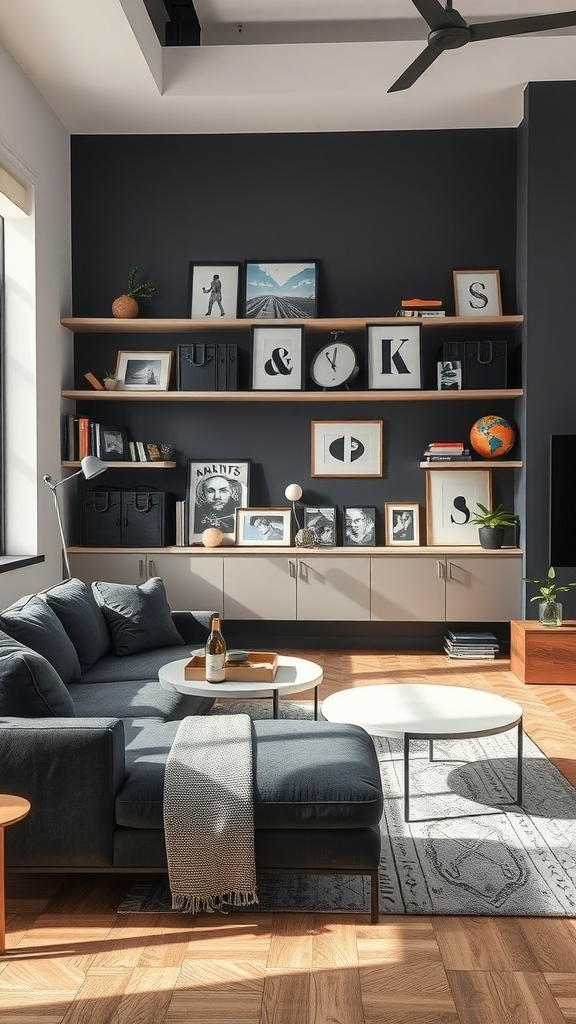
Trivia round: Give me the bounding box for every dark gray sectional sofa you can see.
[0,576,383,918]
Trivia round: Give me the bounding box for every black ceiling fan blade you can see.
[411,0,465,31]
[387,45,443,93]
[471,11,576,43]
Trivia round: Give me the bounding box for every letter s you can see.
[468,281,489,309]
[450,495,470,525]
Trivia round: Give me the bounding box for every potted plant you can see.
[469,502,516,549]
[523,565,576,626]
[103,371,118,391]
[111,266,156,319]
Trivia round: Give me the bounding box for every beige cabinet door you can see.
[223,556,297,619]
[371,555,446,621]
[445,556,522,621]
[68,552,146,586]
[146,553,224,611]
[296,556,370,620]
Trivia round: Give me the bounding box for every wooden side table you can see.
[0,795,30,954]
[510,620,576,684]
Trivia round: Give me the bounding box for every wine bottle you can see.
[205,614,226,683]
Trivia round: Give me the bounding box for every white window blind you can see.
[0,163,31,216]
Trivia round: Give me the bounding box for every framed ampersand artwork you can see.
[251,326,304,391]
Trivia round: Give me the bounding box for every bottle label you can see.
[205,653,226,683]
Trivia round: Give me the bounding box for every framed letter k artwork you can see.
[367,324,422,390]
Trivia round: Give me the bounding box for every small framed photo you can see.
[367,323,422,390]
[426,468,492,546]
[187,460,251,545]
[344,506,377,547]
[188,262,240,320]
[304,507,337,547]
[251,325,304,391]
[98,424,130,461]
[384,502,420,547]
[235,508,292,546]
[453,269,502,317]
[115,351,172,391]
[311,420,383,478]
[243,261,318,319]
[437,359,463,391]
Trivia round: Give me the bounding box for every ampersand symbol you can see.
[264,347,292,376]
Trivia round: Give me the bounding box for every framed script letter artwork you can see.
[311,420,383,478]
[251,326,304,390]
[188,262,240,320]
[187,460,251,545]
[426,468,492,546]
[453,269,502,317]
[367,324,422,390]
[384,502,420,547]
[243,261,318,319]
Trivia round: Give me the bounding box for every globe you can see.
[470,415,515,459]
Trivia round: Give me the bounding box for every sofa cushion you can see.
[67,677,214,722]
[92,577,182,657]
[41,578,110,672]
[78,645,190,684]
[0,630,76,718]
[0,598,81,684]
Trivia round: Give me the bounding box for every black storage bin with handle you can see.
[80,490,122,546]
[440,340,507,389]
[121,491,175,547]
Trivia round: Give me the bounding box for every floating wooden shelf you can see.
[61,461,176,469]
[60,315,524,334]
[62,388,523,403]
[420,461,522,469]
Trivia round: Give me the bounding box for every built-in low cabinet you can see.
[68,551,224,611]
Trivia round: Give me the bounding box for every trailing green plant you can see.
[522,565,576,605]
[125,266,155,299]
[103,370,117,380]
[469,502,516,530]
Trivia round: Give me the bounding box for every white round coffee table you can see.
[159,655,323,719]
[322,683,523,821]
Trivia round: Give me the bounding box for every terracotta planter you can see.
[111,294,139,319]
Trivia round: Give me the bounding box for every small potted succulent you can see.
[522,565,576,626]
[103,370,118,391]
[469,502,516,550]
[111,266,156,319]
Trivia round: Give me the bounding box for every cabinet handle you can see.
[299,561,308,581]
[437,560,445,580]
[447,561,454,580]
[289,560,296,578]
[139,559,145,579]
[149,559,156,576]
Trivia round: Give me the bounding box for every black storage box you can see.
[81,490,175,547]
[177,343,238,391]
[440,340,507,389]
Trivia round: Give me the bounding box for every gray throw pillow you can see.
[0,597,81,684]
[41,577,110,673]
[0,630,76,717]
[91,577,183,657]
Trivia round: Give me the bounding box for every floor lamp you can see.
[43,455,107,579]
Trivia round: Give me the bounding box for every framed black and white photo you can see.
[453,269,502,317]
[384,502,420,547]
[251,325,304,390]
[115,350,172,391]
[188,262,240,321]
[243,261,318,319]
[344,506,377,547]
[426,468,492,545]
[187,460,251,545]
[97,424,130,462]
[367,323,422,390]
[311,420,383,478]
[235,508,292,547]
[303,507,337,547]
[437,359,463,390]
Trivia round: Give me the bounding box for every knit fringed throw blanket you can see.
[163,714,259,913]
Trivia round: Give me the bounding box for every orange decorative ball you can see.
[202,527,223,548]
[470,415,515,459]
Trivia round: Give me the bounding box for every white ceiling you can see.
[1,0,576,134]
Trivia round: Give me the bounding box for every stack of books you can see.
[422,441,472,462]
[444,630,500,660]
[398,298,445,318]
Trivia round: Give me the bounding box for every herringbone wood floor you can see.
[5,650,576,1024]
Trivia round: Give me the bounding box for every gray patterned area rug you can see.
[119,699,576,917]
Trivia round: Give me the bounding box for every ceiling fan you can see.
[388,0,576,92]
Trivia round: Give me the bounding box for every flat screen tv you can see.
[550,434,576,567]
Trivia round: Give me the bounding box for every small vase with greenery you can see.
[522,565,576,626]
[469,502,516,550]
[111,266,156,319]
[103,370,118,391]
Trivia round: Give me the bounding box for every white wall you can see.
[0,41,71,606]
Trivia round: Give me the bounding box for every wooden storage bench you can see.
[510,619,576,684]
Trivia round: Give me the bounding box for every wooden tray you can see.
[184,651,278,682]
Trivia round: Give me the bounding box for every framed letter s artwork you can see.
[453,269,502,317]
[426,468,492,545]
[367,324,422,390]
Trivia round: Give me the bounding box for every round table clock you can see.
[310,341,359,389]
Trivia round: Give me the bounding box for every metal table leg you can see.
[314,686,319,721]
[404,735,411,822]
[273,691,279,719]
[517,718,523,805]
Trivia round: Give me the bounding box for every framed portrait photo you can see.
[97,424,130,462]
[188,262,240,321]
[311,420,383,478]
[453,269,502,317]
[303,507,337,547]
[426,468,492,546]
[384,502,420,547]
[187,460,251,545]
[236,508,292,547]
[115,350,172,391]
[437,359,463,391]
[251,325,303,391]
[243,260,318,319]
[344,506,377,547]
[367,323,422,390]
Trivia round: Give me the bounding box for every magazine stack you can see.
[444,629,500,660]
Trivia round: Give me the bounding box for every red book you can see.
[428,441,463,448]
[78,417,90,460]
